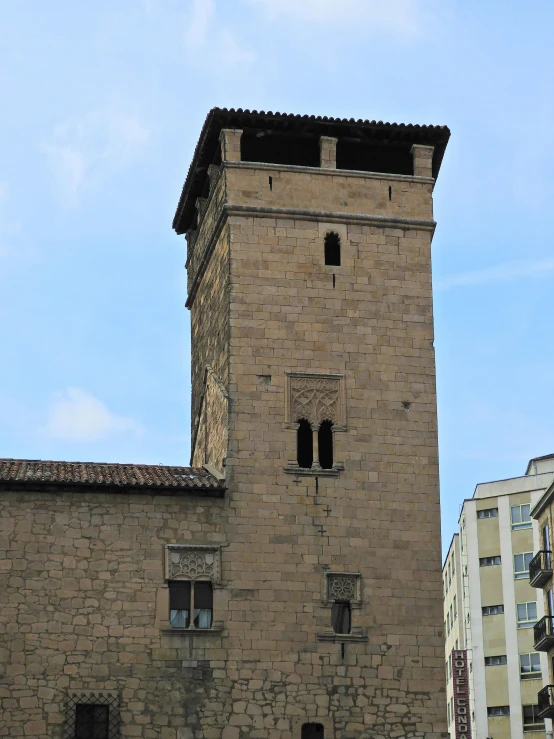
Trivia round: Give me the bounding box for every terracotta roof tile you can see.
[0,458,224,494]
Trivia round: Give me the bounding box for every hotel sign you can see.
[452,650,471,739]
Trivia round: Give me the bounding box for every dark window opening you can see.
[337,139,413,175]
[318,420,334,469]
[297,419,313,469]
[324,232,341,266]
[388,185,392,201]
[75,704,109,739]
[241,131,319,168]
[302,723,325,739]
[169,581,213,629]
[169,580,190,628]
[193,581,213,629]
[331,601,351,634]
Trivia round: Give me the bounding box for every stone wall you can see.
[1,156,448,739]
[0,490,227,738]
[189,223,230,458]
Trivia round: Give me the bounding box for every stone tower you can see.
[172,108,450,739]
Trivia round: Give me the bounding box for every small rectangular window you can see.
[482,604,504,616]
[514,552,534,579]
[511,504,532,530]
[485,655,507,666]
[75,704,109,739]
[520,653,542,679]
[478,508,498,519]
[487,706,510,716]
[168,581,213,629]
[453,595,457,620]
[480,555,501,566]
[517,601,538,629]
[522,705,544,730]
[331,601,351,634]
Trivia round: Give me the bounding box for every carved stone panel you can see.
[286,373,346,428]
[165,545,221,583]
[326,573,361,604]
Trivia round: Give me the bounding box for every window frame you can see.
[479,555,501,567]
[482,604,504,616]
[65,693,119,739]
[477,507,498,519]
[522,704,544,731]
[514,552,534,579]
[163,545,221,632]
[487,706,510,717]
[485,655,507,666]
[511,503,532,530]
[520,652,542,680]
[517,601,538,629]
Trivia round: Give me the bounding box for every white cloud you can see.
[42,106,150,200]
[435,258,554,291]
[184,0,255,71]
[46,387,143,442]
[247,0,428,35]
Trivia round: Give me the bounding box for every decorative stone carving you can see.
[328,574,358,601]
[324,573,361,606]
[286,373,345,427]
[166,545,220,583]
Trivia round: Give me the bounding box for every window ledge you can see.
[160,621,224,636]
[317,630,367,643]
[284,464,344,477]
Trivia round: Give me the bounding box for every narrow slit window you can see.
[297,419,313,469]
[324,232,341,266]
[318,420,333,469]
[331,601,351,634]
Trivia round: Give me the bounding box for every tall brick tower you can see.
[173,108,450,739]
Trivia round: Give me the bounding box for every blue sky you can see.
[1,0,554,552]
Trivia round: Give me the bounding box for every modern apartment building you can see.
[444,456,554,739]
[529,455,554,724]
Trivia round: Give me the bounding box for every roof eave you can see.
[0,480,226,497]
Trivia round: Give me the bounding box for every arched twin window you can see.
[324,231,341,266]
[296,419,334,470]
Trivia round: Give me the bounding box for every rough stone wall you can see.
[192,367,229,472]
[1,162,447,739]
[217,204,446,739]
[0,490,228,738]
[189,223,230,461]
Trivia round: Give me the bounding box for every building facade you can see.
[1,108,450,739]
[529,455,554,725]
[443,456,554,739]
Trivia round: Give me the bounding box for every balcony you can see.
[537,685,554,719]
[534,616,554,651]
[529,550,553,588]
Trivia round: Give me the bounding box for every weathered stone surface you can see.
[0,114,448,738]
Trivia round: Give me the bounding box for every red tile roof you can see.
[0,458,224,495]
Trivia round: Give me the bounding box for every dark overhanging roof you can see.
[173,107,451,235]
[0,458,225,497]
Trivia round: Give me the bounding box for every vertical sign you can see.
[452,650,471,739]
